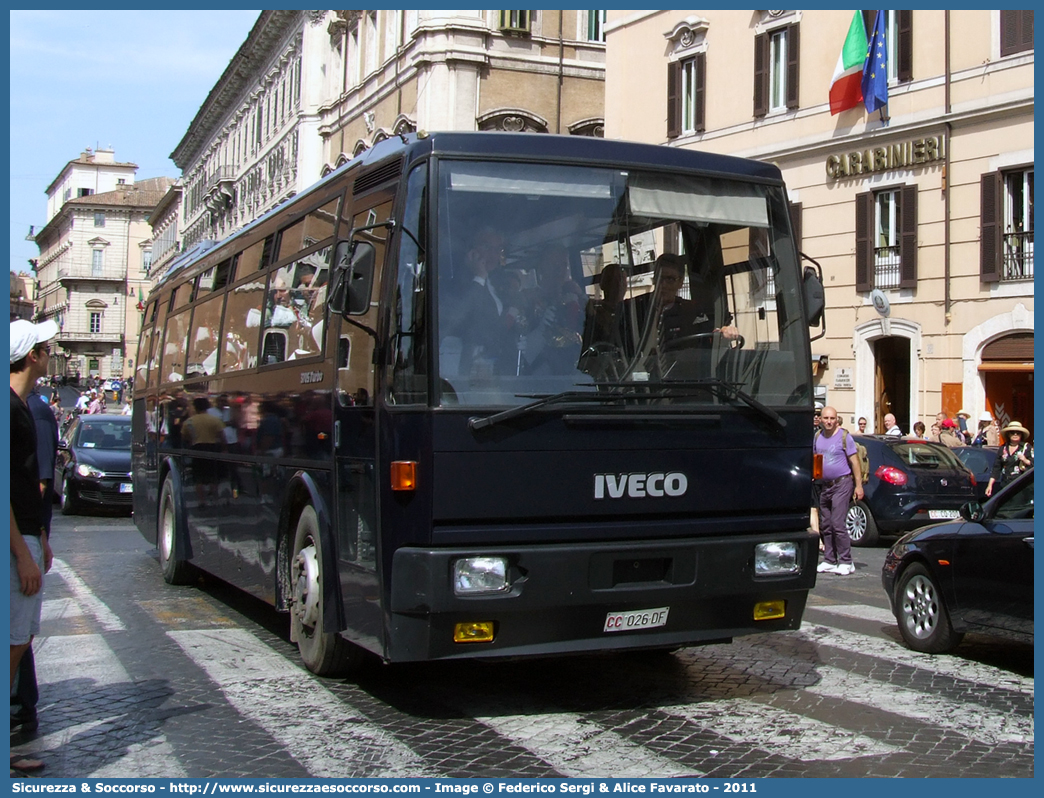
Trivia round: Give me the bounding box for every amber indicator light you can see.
[390,460,418,491]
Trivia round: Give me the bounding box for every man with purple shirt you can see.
[814,406,864,575]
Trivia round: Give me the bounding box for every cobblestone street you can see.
[11,514,1033,780]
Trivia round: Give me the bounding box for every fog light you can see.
[754,600,786,621]
[454,621,495,643]
[754,542,799,576]
[453,557,509,595]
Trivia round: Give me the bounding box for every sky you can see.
[8,9,262,274]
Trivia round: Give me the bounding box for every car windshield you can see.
[891,442,963,469]
[76,421,131,450]
[432,159,810,411]
[954,448,995,472]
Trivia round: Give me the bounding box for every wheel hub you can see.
[902,576,938,638]
[293,543,321,629]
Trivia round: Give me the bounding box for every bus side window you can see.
[186,293,225,377]
[221,278,265,373]
[161,309,191,385]
[136,326,152,387]
[389,165,428,405]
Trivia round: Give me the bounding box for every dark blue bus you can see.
[132,132,825,675]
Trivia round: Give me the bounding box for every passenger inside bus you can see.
[518,244,586,376]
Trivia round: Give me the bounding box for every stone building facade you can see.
[33,156,173,381]
[169,10,606,248]
[604,9,1033,434]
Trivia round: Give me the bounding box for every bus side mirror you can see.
[803,267,825,327]
[330,239,376,316]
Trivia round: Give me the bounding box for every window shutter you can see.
[899,184,918,288]
[753,33,768,118]
[667,61,681,140]
[694,53,706,133]
[855,191,872,292]
[1001,10,1034,57]
[785,24,800,109]
[980,172,1002,283]
[897,11,913,83]
[788,201,803,254]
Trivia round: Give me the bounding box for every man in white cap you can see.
[9,319,58,771]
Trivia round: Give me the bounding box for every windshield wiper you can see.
[468,390,627,431]
[628,379,787,429]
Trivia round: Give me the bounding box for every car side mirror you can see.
[58,440,69,451]
[960,501,984,522]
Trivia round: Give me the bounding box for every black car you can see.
[55,414,133,515]
[951,445,1000,502]
[881,468,1033,653]
[846,435,976,547]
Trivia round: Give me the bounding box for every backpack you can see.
[815,428,870,484]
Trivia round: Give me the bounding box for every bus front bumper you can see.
[384,531,818,662]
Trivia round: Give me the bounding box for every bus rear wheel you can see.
[290,504,359,677]
[158,476,195,585]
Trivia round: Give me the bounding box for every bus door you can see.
[331,191,394,654]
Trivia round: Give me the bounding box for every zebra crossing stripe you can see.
[51,558,126,631]
[659,698,898,761]
[41,597,84,623]
[15,633,187,777]
[796,621,1034,696]
[804,664,1033,745]
[167,629,437,778]
[805,602,896,625]
[472,712,700,778]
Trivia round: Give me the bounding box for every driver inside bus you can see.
[649,253,740,348]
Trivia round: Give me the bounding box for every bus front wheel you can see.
[158,477,195,585]
[290,504,358,677]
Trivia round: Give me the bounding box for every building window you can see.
[754,24,799,116]
[1000,10,1033,57]
[981,167,1034,282]
[143,249,153,272]
[117,178,126,185]
[855,186,917,291]
[94,212,105,228]
[499,10,531,34]
[90,312,102,334]
[587,10,606,42]
[667,54,706,137]
[77,188,93,198]
[92,249,104,276]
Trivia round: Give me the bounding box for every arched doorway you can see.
[980,331,1034,436]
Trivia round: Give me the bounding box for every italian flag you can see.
[829,12,868,115]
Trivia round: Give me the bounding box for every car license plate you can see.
[604,607,669,633]
[929,509,958,519]
[119,483,133,493]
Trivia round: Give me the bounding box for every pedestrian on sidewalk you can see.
[9,319,58,774]
[985,421,1033,497]
[813,406,863,576]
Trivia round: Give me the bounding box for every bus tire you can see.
[158,476,195,585]
[290,504,357,677]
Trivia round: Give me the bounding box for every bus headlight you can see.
[754,542,799,576]
[453,557,509,595]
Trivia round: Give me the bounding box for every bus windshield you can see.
[434,159,810,410]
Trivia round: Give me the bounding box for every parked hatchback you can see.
[846,435,976,546]
[951,445,1000,502]
[881,468,1033,653]
[55,414,133,515]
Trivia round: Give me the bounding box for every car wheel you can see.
[894,563,964,654]
[158,476,195,585]
[290,504,363,677]
[59,475,79,516]
[846,500,879,547]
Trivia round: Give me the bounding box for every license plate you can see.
[604,607,669,633]
[120,483,133,493]
[929,509,958,519]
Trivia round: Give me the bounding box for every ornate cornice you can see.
[170,10,302,169]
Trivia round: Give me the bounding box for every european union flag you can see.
[862,11,889,113]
